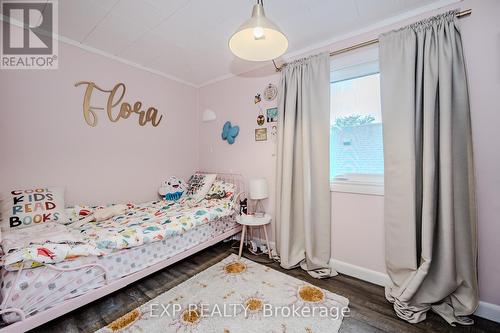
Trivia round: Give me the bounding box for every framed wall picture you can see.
[257,113,265,126]
[266,107,278,123]
[255,128,267,141]
[263,83,278,101]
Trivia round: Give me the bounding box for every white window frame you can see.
[330,173,384,196]
[330,46,384,196]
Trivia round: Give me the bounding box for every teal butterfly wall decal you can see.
[221,121,240,145]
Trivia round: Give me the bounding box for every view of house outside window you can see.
[330,73,384,180]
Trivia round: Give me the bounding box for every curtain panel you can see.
[275,53,336,278]
[379,10,478,325]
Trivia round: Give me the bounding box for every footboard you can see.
[0,262,109,324]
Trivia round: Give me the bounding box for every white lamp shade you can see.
[202,109,216,122]
[249,178,268,200]
[229,4,288,62]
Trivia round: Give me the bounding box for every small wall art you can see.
[263,83,278,101]
[268,123,278,142]
[257,113,265,126]
[266,107,278,123]
[255,128,267,142]
[222,121,240,145]
[254,93,262,104]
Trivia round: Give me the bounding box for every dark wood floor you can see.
[29,242,499,333]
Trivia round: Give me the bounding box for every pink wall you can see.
[198,67,279,234]
[331,193,385,273]
[0,42,199,206]
[460,0,500,306]
[198,68,387,273]
[198,0,500,306]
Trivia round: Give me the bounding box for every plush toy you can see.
[159,177,186,201]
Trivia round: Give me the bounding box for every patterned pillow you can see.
[205,180,236,200]
[1,187,69,231]
[186,173,217,202]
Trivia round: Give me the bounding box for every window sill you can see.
[330,179,384,196]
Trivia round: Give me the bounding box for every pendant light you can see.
[229,0,288,62]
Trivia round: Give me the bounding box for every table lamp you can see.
[249,178,268,217]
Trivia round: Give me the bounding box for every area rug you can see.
[96,254,349,333]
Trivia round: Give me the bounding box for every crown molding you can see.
[56,35,198,88]
[2,0,463,89]
[197,71,242,88]
[280,0,462,62]
[0,14,197,88]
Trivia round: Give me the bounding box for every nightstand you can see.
[236,213,272,259]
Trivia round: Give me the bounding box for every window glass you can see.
[330,72,383,180]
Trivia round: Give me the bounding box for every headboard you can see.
[195,171,246,205]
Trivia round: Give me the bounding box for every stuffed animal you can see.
[159,177,186,201]
[239,198,248,215]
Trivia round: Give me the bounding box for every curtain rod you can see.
[273,8,472,72]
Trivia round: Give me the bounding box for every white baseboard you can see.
[328,259,500,323]
[475,301,500,323]
[329,258,391,287]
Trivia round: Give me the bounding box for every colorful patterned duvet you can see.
[2,197,234,269]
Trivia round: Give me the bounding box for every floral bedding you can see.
[1,197,234,269]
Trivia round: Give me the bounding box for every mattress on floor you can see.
[0,216,238,322]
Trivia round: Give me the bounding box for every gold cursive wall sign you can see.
[74,81,163,127]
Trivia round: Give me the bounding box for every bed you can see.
[0,172,244,332]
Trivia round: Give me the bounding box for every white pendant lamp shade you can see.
[229,2,288,62]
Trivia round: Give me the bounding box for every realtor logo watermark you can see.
[1,0,58,69]
[150,303,351,320]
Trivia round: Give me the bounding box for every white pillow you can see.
[1,187,69,231]
[186,173,217,202]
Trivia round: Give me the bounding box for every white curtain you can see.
[379,11,478,325]
[274,53,336,278]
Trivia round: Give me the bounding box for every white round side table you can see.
[235,214,272,260]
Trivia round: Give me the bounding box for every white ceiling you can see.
[55,0,450,86]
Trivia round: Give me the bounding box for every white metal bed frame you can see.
[0,172,245,332]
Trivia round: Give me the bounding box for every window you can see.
[330,48,384,195]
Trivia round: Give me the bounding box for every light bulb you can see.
[253,26,265,39]
[229,2,288,61]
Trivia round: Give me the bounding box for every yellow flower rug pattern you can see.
[96,254,349,333]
